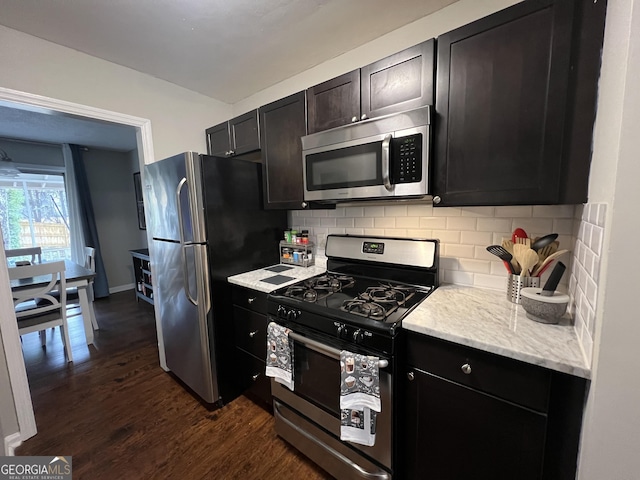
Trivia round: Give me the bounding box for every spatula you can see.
[518,248,539,277]
[486,245,516,274]
[531,249,569,276]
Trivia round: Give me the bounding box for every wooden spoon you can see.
[512,244,531,276]
[519,248,539,277]
[531,249,569,276]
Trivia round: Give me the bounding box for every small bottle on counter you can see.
[291,230,298,244]
[284,229,292,243]
[301,230,309,244]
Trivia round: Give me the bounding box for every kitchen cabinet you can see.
[206,110,260,158]
[231,285,271,408]
[130,249,153,305]
[433,0,607,206]
[307,39,435,134]
[401,332,587,479]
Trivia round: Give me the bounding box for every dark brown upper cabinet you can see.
[433,0,606,206]
[206,110,260,158]
[307,39,435,135]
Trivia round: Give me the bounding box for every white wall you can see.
[234,0,521,114]
[575,0,640,477]
[0,138,64,167]
[0,25,232,160]
[83,148,144,291]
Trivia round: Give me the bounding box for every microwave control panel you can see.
[392,133,422,184]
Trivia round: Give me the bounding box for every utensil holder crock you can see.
[507,275,540,304]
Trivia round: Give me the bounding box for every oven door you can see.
[270,325,393,478]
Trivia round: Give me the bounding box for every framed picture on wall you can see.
[133,172,146,230]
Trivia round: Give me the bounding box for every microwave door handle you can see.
[382,134,394,192]
[288,331,389,369]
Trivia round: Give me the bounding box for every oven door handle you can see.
[288,331,389,369]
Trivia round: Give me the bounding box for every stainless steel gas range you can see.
[268,235,439,480]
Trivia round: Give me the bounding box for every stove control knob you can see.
[277,305,287,319]
[287,309,300,321]
[337,324,345,338]
[353,329,364,344]
[338,325,349,340]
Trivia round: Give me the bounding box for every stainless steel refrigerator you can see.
[144,152,287,404]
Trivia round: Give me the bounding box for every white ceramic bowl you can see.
[520,287,569,324]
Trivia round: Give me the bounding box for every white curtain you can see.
[62,144,85,264]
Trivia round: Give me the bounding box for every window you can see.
[0,171,71,261]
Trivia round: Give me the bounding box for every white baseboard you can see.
[109,283,135,294]
[4,432,22,456]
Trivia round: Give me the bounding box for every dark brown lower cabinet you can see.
[231,286,272,408]
[404,369,546,480]
[401,332,587,480]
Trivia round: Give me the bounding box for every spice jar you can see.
[301,230,309,244]
[291,230,298,244]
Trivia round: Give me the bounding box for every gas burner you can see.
[340,283,417,319]
[286,274,355,302]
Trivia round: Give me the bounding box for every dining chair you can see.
[66,247,99,330]
[9,261,73,362]
[5,246,42,264]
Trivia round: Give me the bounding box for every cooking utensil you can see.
[537,241,559,263]
[531,249,569,276]
[486,245,516,274]
[501,238,514,255]
[518,248,539,277]
[535,259,555,277]
[540,261,566,296]
[512,228,528,244]
[530,233,558,252]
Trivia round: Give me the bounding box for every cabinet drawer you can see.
[407,333,551,412]
[233,305,267,359]
[231,286,267,314]
[235,348,271,405]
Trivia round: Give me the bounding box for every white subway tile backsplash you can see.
[460,231,493,246]
[431,206,461,217]
[474,246,497,261]
[384,205,407,217]
[495,206,533,217]
[336,217,355,228]
[374,217,396,228]
[477,218,512,233]
[588,203,598,225]
[511,218,554,236]
[444,270,475,286]
[354,217,374,228]
[439,257,460,271]
[305,217,323,226]
[407,204,433,217]
[344,207,364,217]
[461,207,495,217]
[396,217,421,228]
[431,230,461,244]
[596,204,606,227]
[445,244,475,259]
[363,228,385,236]
[312,209,329,217]
[552,218,575,235]
[364,206,385,217]
[345,228,365,235]
[406,229,432,238]
[420,217,447,229]
[474,273,508,290]
[532,205,575,218]
[447,216,478,231]
[458,258,492,274]
[320,217,337,227]
[386,229,406,237]
[591,225,603,255]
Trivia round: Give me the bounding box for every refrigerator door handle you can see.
[199,246,211,314]
[182,244,198,306]
[176,177,188,244]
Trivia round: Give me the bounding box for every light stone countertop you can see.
[403,284,590,379]
[228,257,327,293]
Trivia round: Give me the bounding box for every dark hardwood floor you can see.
[16,291,332,480]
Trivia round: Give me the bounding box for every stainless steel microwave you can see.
[302,106,431,202]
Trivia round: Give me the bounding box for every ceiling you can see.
[0,0,457,104]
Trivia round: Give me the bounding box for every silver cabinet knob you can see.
[249,330,258,338]
[461,363,472,375]
[351,116,358,123]
[248,297,256,304]
[252,373,260,381]
[228,150,235,156]
[407,371,415,381]
[432,195,442,205]
[301,202,308,209]
[361,114,368,120]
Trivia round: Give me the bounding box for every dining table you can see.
[9,259,98,345]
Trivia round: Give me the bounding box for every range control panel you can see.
[362,242,385,255]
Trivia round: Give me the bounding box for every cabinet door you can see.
[361,39,435,120]
[434,0,575,206]
[206,121,231,157]
[307,70,360,134]
[404,368,547,480]
[259,91,308,209]
[230,110,260,155]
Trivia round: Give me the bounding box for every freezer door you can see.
[144,152,207,243]
[152,239,217,403]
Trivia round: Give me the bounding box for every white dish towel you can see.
[265,322,294,391]
[339,351,381,447]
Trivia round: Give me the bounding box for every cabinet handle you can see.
[301,202,308,209]
[228,150,235,156]
[248,297,256,304]
[461,363,472,375]
[248,330,258,338]
[252,373,260,381]
[407,372,415,381]
[351,116,358,123]
[432,195,442,205]
[361,114,368,120]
